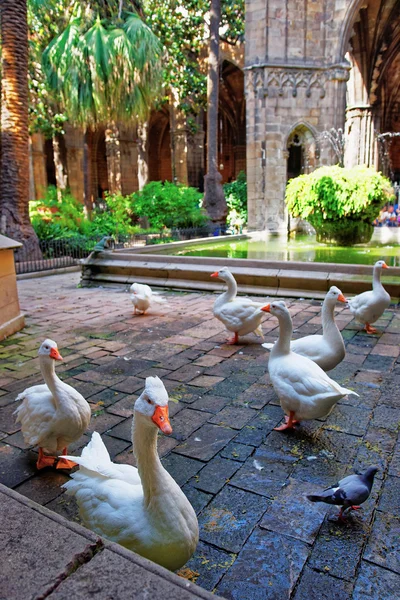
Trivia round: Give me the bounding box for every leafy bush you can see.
[131,181,207,229]
[285,166,395,244]
[30,186,86,239]
[224,171,247,230]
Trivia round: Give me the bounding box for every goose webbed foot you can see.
[365,323,378,334]
[36,448,56,470]
[226,332,239,345]
[274,412,299,431]
[56,447,77,470]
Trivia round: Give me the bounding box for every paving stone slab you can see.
[371,405,400,431]
[181,484,213,515]
[323,404,371,436]
[14,469,68,505]
[0,443,37,487]
[363,510,400,574]
[353,560,400,600]
[260,478,328,544]
[290,456,348,486]
[193,456,240,494]
[308,518,370,581]
[216,527,309,600]
[292,566,354,600]
[377,474,400,514]
[161,453,205,487]
[190,394,230,414]
[220,441,254,462]
[170,408,210,441]
[198,485,269,553]
[179,541,236,591]
[174,423,236,461]
[233,405,283,447]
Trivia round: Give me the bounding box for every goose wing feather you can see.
[14,386,56,447]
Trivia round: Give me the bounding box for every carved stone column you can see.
[119,125,139,195]
[344,105,378,169]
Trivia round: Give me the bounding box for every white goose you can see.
[130,282,167,315]
[14,339,91,470]
[347,260,391,334]
[62,377,199,571]
[262,302,358,431]
[262,286,347,371]
[211,267,266,344]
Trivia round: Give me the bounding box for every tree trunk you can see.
[52,135,68,201]
[0,0,41,254]
[202,0,227,227]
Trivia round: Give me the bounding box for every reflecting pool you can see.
[155,228,400,266]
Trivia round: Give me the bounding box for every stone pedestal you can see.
[0,235,25,340]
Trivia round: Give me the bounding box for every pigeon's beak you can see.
[152,405,172,435]
[337,293,347,303]
[382,262,389,269]
[210,272,219,278]
[261,304,271,313]
[49,347,63,361]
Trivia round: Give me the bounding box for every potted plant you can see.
[285,165,394,245]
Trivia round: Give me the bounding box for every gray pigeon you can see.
[306,466,378,521]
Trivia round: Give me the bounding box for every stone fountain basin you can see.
[81,236,400,300]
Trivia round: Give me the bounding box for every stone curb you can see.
[0,483,222,600]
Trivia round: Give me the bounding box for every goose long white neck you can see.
[216,272,237,306]
[132,413,172,508]
[40,357,65,407]
[372,266,384,292]
[272,310,292,355]
[321,298,339,336]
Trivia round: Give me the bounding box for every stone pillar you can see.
[169,89,188,185]
[245,64,349,232]
[30,133,47,200]
[119,125,139,195]
[64,124,84,203]
[105,123,121,195]
[344,105,378,168]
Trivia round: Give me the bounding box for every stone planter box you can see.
[0,235,25,339]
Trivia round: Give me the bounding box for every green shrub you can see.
[224,171,247,229]
[285,166,395,244]
[131,181,207,229]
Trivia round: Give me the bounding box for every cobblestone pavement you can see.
[1,272,399,599]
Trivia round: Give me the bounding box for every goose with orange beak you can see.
[14,339,91,470]
[62,377,199,571]
[261,302,358,431]
[211,266,268,344]
[262,286,347,371]
[347,260,391,334]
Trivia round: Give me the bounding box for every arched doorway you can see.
[286,125,318,181]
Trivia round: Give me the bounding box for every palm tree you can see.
[203,0,227,227]
[0,0,41,253]
[42,4,162,213]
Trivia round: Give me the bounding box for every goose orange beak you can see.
[382,262,389,269]
[211,271,219,278]
[152,405,172,435]
[261,304,271,313]
[337,293,347,303]
[50,347,63,361]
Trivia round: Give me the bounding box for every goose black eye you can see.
[147,398,152,405]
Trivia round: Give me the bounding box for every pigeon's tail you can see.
[306,494,325,503]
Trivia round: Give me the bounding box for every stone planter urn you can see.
[313,220,374,246]
[0,235,25,339]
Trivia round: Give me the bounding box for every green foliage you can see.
[131,181,207,229]
[224,171,247,229]
[41,4,162,127]
[285,166,394,226]
[285,166,395,245]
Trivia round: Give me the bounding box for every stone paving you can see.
[1,272,399,599]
